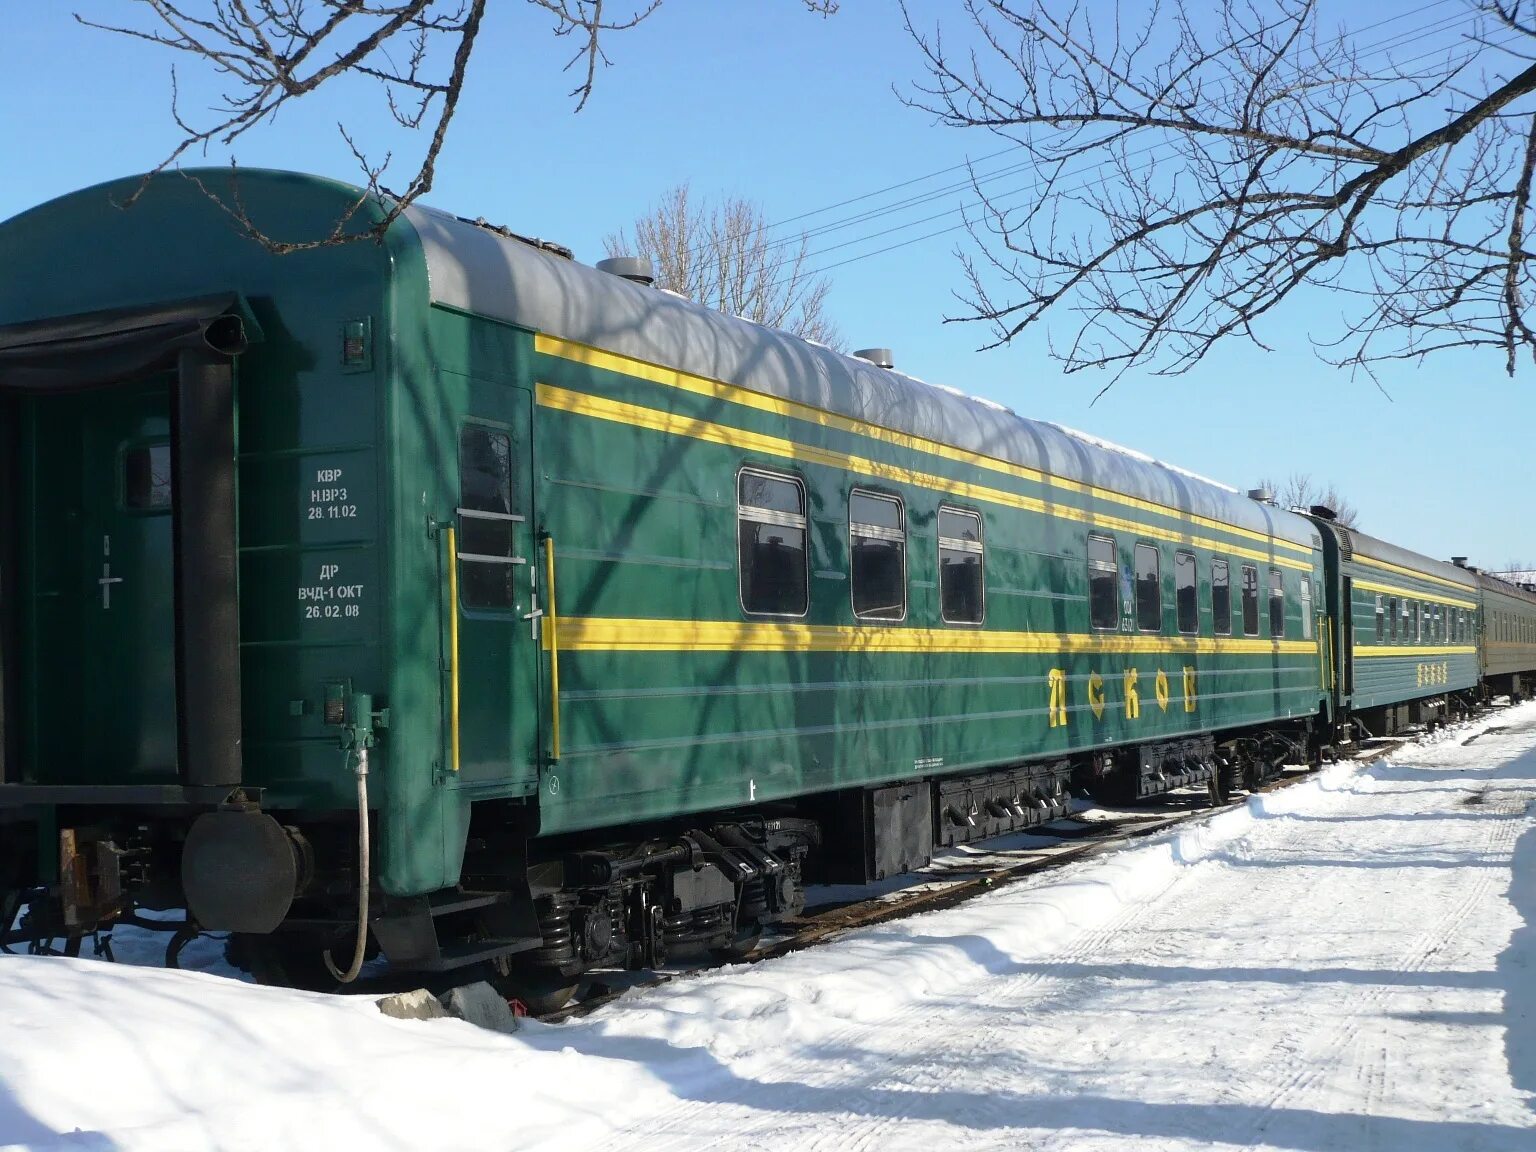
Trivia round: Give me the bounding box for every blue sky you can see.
[3,1,1530,567]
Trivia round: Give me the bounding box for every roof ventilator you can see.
[853,348,894,369]
[1247,488,1275,505]
[596,256,655,287]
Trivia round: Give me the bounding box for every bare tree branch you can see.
[901,0,1536,388]
[78,1,839,251]
[605,183,845,348]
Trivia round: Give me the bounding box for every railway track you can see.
[543,736,1416,1023]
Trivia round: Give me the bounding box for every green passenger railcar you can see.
[1312,521,1481,734]
[1,172,1333,997]
[1472,569,1536,699]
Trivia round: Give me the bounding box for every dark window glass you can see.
[1389,598,1398,641]
[1269,569,1285,637]
[1211,560,1231,635]
[1241,565,1260,636]
[1175,551,1197,634]
[739,469,808,617]
[850,490,906,620]
[1135,543,1162,632]
[124,444,172,510]
[458,426,518,610]
[1088,534,1118,629]
[938,507,984,625]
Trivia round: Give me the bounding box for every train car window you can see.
[1175,550,1198,634]
[1135,543,1162,632]
[1241,564,1259,636]
[738,468,809,617]
[1212,559,1232,635]
[938,506,985,625]
[849,489,907,621]
[123,444,173,510]
[1088,534,1118,629]
[1300,575,1313,639]
[1388,598,1398,641]
[1408,601,1420,643]
[1375,595,1384,642]
[458,425,518,610]
[1268,569,1285,637]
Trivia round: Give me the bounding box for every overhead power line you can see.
[754,5,1517,292]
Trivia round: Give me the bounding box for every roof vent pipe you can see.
[596,256,655,286]
[1452,556,1468,568]
[853,348,894,369]
[1247,488,1275,505]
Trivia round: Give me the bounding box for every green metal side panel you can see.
[1479,583,1536,679]
[1342,556,1479,709]
[527,349,1328,836]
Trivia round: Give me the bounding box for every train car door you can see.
[1341,576,1355,697]
[25,382,177,784]
[448,388,540,786]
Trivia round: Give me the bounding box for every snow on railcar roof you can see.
[401,200,1313,547]
[1045,423,1240,494]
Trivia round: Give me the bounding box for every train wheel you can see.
[486,963,579,1015]
[709,922,764,963]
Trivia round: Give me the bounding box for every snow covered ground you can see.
[3,703,1535,1151]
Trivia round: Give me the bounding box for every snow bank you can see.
[2,705,1532,1151]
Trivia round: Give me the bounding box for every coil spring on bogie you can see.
[532,891,579,964]
[739,878,769,920]
[661,904,729,943]
[660,909,693,940]
[690,906,726,933]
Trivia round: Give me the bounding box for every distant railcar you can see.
[1472,569,1536,701]
[0,171,1514,1004]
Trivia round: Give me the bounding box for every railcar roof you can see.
[1473,568,1536,605]
[403,202,1317,551]
[1324,522,1479,593]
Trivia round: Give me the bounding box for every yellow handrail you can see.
[446,525,460,773]
[545,534,560,761]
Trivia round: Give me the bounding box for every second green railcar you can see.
[1311,521,1482,735]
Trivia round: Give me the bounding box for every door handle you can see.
[523,595,543,639]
